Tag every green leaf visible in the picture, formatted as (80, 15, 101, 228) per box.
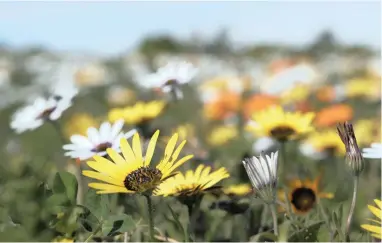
(53, 172, 78, 204)
(332, 212, 345, 241)
(84, 190, 110, 220)
(46, 194, 71, 210)
(250, 232, 278, 242)
(101, 214, 135, 237)
(288, 221, 324, 242)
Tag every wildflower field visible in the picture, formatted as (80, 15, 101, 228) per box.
(0, 30, 381, 242)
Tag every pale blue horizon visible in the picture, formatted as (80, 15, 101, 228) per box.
(0, 1, 380, 56)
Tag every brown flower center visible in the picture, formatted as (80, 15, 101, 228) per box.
(164, 79, 178, 86)
(291, 187, 316, 212)
(37, 107, 56, 120)
(270, 126, 296, 141)
(91, 142, 112, 152)
(124, 167, 163, 192)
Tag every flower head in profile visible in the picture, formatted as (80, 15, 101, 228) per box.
(242, 151, 279, 203)
(10, 96, 71, 134)
(155, 164, 229, 203)
(63, 119, 136, 161)
(361, 199, 382, 239)
(337, 122, 364, 176)
(363, 143, 382, 159)
(247, 106, 315, 142)
(144, 61, 198, 100)
(278, 174, 333, 214)
(82, 130, 193, 194)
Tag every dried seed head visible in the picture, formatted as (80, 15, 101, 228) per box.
(337, 122, 364, 176)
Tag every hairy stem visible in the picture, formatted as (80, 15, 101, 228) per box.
(270, 203, 279, 236)
(144, 195, 155, 242)
(345, 175, 359, 242)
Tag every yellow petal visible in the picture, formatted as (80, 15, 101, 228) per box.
(132, 132, 143, 163)
(318, 192, 334, 199)
(368, 205, 382, 220)
(164, 133, 179, 160)
(164, 155, 193, 176)
(144, 130, 159, 166)
(361, 224, 382, 235)
(106, 148, 126, 165)
(120, 137, 136, 162)
(86, 161, 124, 181)
(375, 199, 382, 209)
(82, 170, 123, 186)
(371, 233, 382, 239)
(88, 183, 128, 192)
(96, 189, 134, 194)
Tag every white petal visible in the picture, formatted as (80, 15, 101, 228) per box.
(87, 127, 101, 145)
(111, 119, 125, 139)
(99, 122, 112, 141)
(70, 135, 93, 148)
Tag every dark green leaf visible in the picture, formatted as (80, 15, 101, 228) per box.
(53, 172, 78, 204)
(101, 214, 135, 237)
(45, 194, 71, 211)
(288, 221, 324, 242)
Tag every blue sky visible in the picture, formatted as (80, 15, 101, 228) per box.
(0, 1, 380, 55)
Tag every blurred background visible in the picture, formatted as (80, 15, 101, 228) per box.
(0, 1, 380, 242)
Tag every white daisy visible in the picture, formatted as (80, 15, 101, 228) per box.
(253, 137, 276, 153)
(63, 119, 136, 160)
(10, 97, 71, 134)
(362, 143, 382, 159)
(143, 61, 198, 99)
(242, 151, 279, 202)
(49, 63, 80, 101)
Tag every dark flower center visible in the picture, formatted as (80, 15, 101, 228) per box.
(270, 126, 296, 141)
(164, 79, 178, 86)
(291, 187, 316, 212)
(37, 107, 56, 120)
(91, 142, 112, 153)
(324, 146, 338, 157)
(124, 167, 163, 192)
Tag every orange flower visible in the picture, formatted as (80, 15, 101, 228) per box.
(316, 86, 335, 102)
(295, 101, 312, 113)
(243, 94, 279, 119)
(204, 91, 241, 120)
(315, 104, 353, 128)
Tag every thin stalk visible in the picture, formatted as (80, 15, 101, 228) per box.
(269, 203, 279, 236)
(84, 223, 102, 242)
(317, 198, 333, 240)
(345, 175, 359, 242)
(186, 197, 202, 242)
(144, 195, 155, 242)
(279, 141, 287, 180)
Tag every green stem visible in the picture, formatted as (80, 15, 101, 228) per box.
(280, 141, 287, 180)
(317, 198, 333, 240)
(345, 176, 359, 242)
(144, 195, 155, 241)
(186, 197, 202, 242)
(270, 203, 279, 236)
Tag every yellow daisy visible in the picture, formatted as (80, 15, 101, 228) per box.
(82, 130, 193, 194)
(52, 237, 74, 243)
(361, 199, 382, 239)
(64, 113, 99, 138)
(223, 184, 252, 197)
(108, 100, 166, 126)
(302, 130, 346, 157)
(278, 175, 333, 214)
(280, 84, 311, 105)
(247, 105, 315, 141)
(155, 164, 229, 197)
(207, 125, 238, 146)
(354, 119, 380, 147)
(345, 78, 381, 100)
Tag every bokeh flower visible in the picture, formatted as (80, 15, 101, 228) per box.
(63, 120, 136, 161)
(207, 125, 238, 146)
(144, 61, 198, 99)
(279, 175, 333, 214)
(300, 130, 345, 159)
(363, 143, 382, 159)
(11, 96, 72, 134)
(82, 130, 193, 194)
(361, 199, 382, 239)
(203, 91, 241, 121)
(107, 86, 135, 106)
(247, 105, 315, 142)
(243, 94, 279, 119)
(63, 113, 99, 138)
(223, 184, 252, 197)
(315, 104, 353, 128)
